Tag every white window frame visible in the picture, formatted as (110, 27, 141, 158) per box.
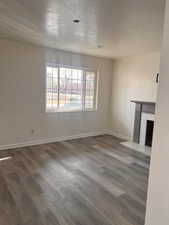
(45, 64, 98, 113)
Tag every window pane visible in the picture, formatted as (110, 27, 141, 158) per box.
(53, 68, 58, 77)
(85, 91, 94, 109)
(86, 72, 95, 81)
(47, 77, 53, 90)
(85, 72, 96, 109)
(59, 93, 66, 107)
(47, 66, 52, 76)
(86, 80, 94, 90)
(59, 68, 83, 111)
(46, 66, 58, 110)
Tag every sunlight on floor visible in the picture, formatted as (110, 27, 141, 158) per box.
(0, 156, 12, 162)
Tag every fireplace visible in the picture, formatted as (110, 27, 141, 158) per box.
(145, 120, 154, 147)
(140, 112, 155, 147)
(121, 101, 155, 156)
(131, 101, 155, 145)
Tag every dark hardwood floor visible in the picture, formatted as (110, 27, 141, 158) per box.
(0, 135, 150, 225)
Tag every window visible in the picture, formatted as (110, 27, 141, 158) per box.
(46, 65, 98, 112)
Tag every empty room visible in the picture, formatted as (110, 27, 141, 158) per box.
(0, 0, 169, 225)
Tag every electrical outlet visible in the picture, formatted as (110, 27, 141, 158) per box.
(31, 129, 35, 134)
(156, 73, 159, 83)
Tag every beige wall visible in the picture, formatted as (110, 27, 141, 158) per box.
(145, 0, 169, 224)
(0, 38, 162, 149)
(110, 52, 160, 140)
(0, 39, 113, 147)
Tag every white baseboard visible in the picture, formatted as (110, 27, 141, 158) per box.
(0, 130, 107, 151)
(106, 129, 131, 141)
(0, 129, 131, 151)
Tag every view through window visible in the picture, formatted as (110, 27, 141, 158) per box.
(46, 65, 97, 112)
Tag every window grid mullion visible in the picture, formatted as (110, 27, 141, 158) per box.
(93, 72, 97, 109)
(52, 67, 54, 108)
(82, 70, 86, 111)
(58, 66, 60, 109)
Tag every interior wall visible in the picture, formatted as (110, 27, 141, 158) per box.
(110, 52, 160, 140)
(0, 39, 113, 147)
(145, 0, 169, 224)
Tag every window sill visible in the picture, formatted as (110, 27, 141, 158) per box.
(46, 108, 97, 113)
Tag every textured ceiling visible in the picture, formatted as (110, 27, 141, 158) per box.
(0, 0, 165, 58)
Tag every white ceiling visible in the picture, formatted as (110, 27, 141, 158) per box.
(0, 0, 165, 59)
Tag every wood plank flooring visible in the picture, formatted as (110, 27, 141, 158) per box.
(0, 135, 150, 225)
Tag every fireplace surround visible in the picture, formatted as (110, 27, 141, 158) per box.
(121, 101, 156, 156)
(131, 100, 156, 144)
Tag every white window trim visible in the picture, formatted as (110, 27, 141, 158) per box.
(45, 64, 98, 113)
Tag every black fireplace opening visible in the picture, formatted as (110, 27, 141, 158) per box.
(145, 120, 154, 147)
